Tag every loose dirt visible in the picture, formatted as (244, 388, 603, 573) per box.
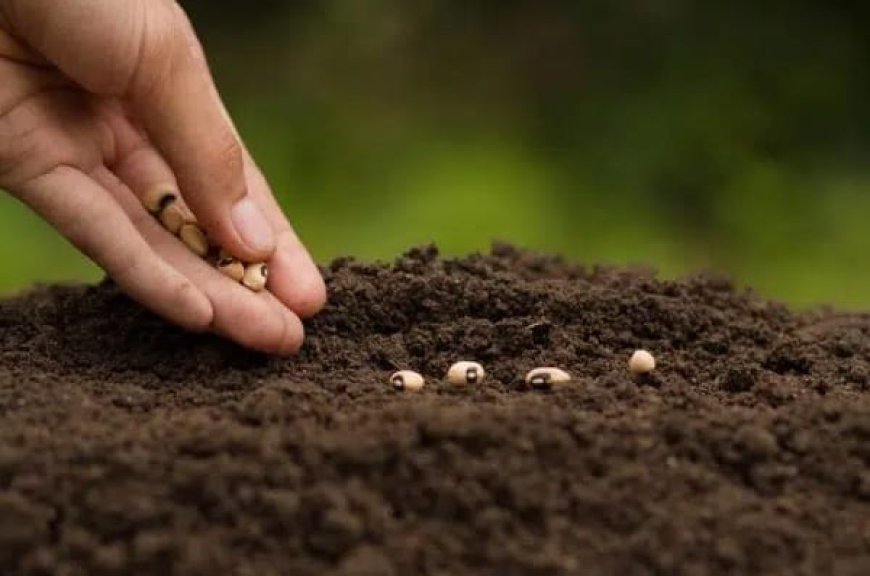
(0, 244, 868, 575)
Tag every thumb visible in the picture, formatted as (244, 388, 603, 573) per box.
(2, 0, 275, 261)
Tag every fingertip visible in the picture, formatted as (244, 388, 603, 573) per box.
(270, 234, 328, 319)
(275, 311, 305, 356)
(293, 275, 327, 319)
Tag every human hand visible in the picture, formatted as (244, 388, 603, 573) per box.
(0, 0, 326, 355)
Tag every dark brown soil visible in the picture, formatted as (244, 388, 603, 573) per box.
(0, 244, 868, 575)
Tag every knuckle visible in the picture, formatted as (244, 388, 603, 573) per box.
(170, 281, 212, 332)
(128, 1, 188, 96)
(110, 248, 150, 287)
(0, 107, 60, 189)
(211, 132, 244, 180)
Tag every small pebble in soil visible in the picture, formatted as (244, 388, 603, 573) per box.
(217, 257, 246, 282)
(141, 184, 177, 214)
(390, 371, 425, 392)
(179, 223, 210, 257)
(525, 367, 571, 390)
(446, 361, 485, 385)
(629, 350, 656, 374)
(242, 263, 269, 292)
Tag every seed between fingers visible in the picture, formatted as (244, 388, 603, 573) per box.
(159, 203, 194, 235)
(142, 185, 177, 214)
(242, 263, 269, 292)
(217, 258, 245, 282)
(141, 193, 273, 292)
(179, 223, 209, 257)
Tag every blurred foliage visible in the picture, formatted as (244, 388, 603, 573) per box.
(1, 0, 868, 307)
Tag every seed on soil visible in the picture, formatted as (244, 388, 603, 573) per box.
(216, 258, 245, 282)
(179, 223, 209, 257)
(446, 361, 485, 385)
(242, 263, 269, 292)
(525, 367, 571, 389)
(159, 203, 194, 234)
(390, 370, 425, 392)
(629, 350, 656, 374)
(142, 185, 177, 214)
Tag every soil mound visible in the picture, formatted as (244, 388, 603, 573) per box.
(0, 244, 868, 575)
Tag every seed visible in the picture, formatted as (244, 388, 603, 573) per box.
(179, 223, 209, 257)
(216, 257, 245, 282)
(525, 367, 571, 390)
(142, 185, 177, 214)
(242, 263, 269, 292)
(629, 350, 656, 374)
(390, 370, 425, 392)
(159, 203, 194, 234)
(446, 361, 485, 385)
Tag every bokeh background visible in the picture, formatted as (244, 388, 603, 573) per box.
(1, 0, 868, 307)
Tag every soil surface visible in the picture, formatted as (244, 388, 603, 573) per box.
(0, 244, 868, 575)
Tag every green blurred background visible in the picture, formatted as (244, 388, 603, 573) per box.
(1, 0, 868, 307)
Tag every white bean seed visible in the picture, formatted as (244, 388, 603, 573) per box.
(629, 350, 656, 374)
(142, 185, 177, 214)
(525, 367, 571, 389)
(217, 258, 245, 282)
(159, 203, 194, 234)
(179, 223, 209, 257)
(446, 361, 485, 385)
(390, 370, 425, 392)
(242, 263, 269, 292)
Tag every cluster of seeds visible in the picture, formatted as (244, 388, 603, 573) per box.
(142, 186, 268, 292)
(390, 350, 657, 392)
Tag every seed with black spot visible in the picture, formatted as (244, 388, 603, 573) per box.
(242, 263, 269, 292)
(446, 361, 485, 386)
(390, 370, 425, 392)
(525, 367, 571, 390)
(142, 185, 177, 214)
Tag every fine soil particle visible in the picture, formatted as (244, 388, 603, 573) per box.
(0, 243, 868, 575)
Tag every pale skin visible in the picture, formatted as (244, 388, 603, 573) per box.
(0, 0, 327, 355)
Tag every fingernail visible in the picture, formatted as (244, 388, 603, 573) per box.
(231, 197, 274, 253)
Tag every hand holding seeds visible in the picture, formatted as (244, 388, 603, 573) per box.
(0, 0, 326, 354)
(143, 186, 268, 293)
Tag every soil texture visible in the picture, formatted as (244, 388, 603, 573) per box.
(0, 244, 868, 575)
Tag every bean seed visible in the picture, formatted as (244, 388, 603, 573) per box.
(179, 223, 209, 257)
(629, 350, 656, 374)
(525, 367, 571, 390)
(242, 263, 269, 292)
(142, 185, 177, 214)
(446, 361, 485, 385)
(217, 258, 245, 282)
(159, 203, 194, 234)
(390, 370, 425, 392)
